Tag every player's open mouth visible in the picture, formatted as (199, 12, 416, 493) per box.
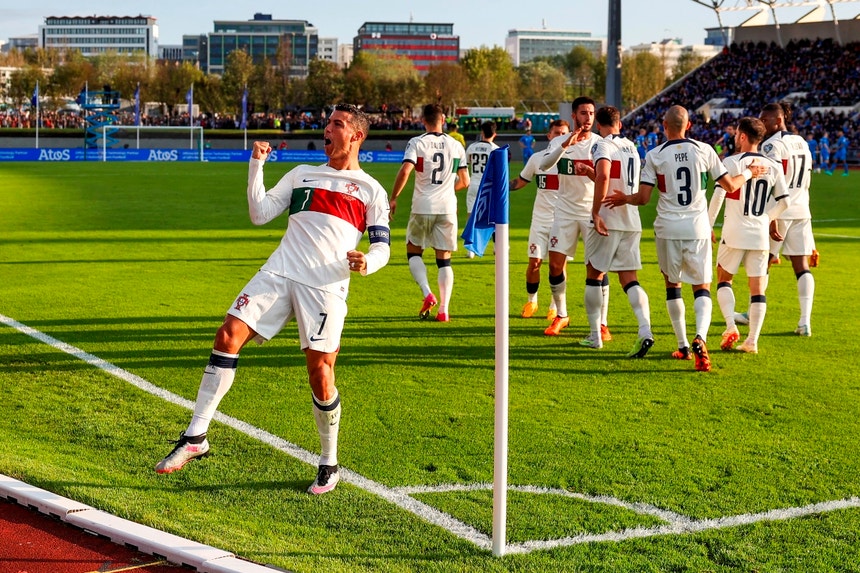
(324, 138, 332, 146)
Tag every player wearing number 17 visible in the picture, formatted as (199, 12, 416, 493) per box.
(155, 104, 391, 496)
(389, 104, 470, 322)
(603, 105, 765, 372)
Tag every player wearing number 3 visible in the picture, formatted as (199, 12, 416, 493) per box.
(389, 103, 470, 322)
(604, 105, 764, 372)
(155, 104, 391, 496)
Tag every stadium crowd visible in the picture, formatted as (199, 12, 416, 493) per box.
(623, 39, 860, 161)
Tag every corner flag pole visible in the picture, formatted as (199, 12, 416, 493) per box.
(492, 205, 510, 557)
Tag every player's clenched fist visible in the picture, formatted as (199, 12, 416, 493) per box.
(252, 141, 272, 160)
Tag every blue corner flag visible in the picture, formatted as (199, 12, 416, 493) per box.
(30, 83, 38, 108)
(462, 145, 509, 257)
(133, 83, 141, 126)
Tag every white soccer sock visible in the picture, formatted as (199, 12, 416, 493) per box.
(437, 264, 454, 314)
(626, 284, 652, 338)
(694, 293, 712, 342)
(584, 283, 602, 340)
(600, 279, 610, 326)
(528, 292, 538, 303)
(313, 390, 341, 467)
(550, 278, 568, 317)
(748, 300, 767, 344)
(666, 297, 687, 348)
(717, 285, 736, 328)
(186, 350, 238, 437)
(408, 256, 431, 297)
(797, 272, 815, 327)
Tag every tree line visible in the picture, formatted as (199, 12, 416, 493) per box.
(0, 44, 706, 120)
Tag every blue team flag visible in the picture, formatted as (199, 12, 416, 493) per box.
(462, 145, 510, 256)
(240, 87, 248, 130)
(75, 85, 87, 106)
(30, 83, 38, 108)
(133, 83, 140, 125)
(186, 85, 193, 111)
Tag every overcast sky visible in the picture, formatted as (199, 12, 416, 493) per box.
(3, 1, 858, 49)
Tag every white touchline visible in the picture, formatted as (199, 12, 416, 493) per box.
(3, 312, 858, 554)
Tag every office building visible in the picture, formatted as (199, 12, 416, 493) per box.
(38, 15, 158, 57)
(354, 22, 459, 74)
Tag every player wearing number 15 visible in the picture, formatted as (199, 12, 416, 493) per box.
(390, 104, 470, 322)
(604, 105, 762, 372)
(155, 104, 391, 496)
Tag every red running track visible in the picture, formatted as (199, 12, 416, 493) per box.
(0, 499, 194, 573)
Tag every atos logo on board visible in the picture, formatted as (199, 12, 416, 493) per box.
(148, 149, 179, 161)
(358, 151, 374, 163)
(38, 149, 71, 161)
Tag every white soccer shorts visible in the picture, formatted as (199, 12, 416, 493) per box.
(584, 228, 643, 273)
(656, 238, 713, 285)
(548, 218, 591, 260)
(226, 270, 346, 353)
(770, 218, 815, 257)
(717, 244, 770, 277)
(406, 212, 458, 252)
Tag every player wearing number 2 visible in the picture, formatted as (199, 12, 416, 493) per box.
(604, 105, 763, 372)
(390, 103, 469, 322)
(464, 121, 499, 259)
(709, 117, 791, 354)
(155, 104, 391, 495)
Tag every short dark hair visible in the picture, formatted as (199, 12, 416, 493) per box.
(737, 116, 766, 145)
(595, 106, 620, 127)
(549, 119, 570, 130)
(422, 104, 444, 125)
(480, 121, 497, 138)
(332, 103, 369, 140)
(572, 96, 595, 112)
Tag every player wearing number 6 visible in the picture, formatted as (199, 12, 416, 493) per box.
(155, 104, 391, 496)
(389, 104, 469, 322)
(604, 105, 764, 372)
(709, 117, 791, 354)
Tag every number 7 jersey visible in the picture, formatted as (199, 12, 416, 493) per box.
(641, 138, 728, 240)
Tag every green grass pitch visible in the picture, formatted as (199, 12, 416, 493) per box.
(1, 160, 859, 572)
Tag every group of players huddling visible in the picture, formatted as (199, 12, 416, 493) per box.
(510, 97, 816, 373)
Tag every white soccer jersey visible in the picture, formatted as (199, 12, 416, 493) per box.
(641, 138, 728, 240)
(465, 140, 500, 195)
(247, 160, 391, 299)
(541, 132, 601, 220)
(518, 150, 560, 229)
(593, 134, 642, 232)
(402, 132, 468, 215)
(761, 131, 812, 220)
(709, 152, 791, 250)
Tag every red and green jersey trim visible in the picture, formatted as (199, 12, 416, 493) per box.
(290, 187, 367, 232)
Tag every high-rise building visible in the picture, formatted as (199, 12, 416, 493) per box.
(505, 28, 605, 66)
(354, 22, 458, 74)
(38, 15, 158, 57)
(206, 13, 317, 77)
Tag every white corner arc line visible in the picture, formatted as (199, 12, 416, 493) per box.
(3, 312, 859, 555)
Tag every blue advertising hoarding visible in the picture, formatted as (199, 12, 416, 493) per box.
(0, 148, 405, 163)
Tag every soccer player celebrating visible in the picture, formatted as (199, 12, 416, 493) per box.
(539, 96, 609, 339)
(709, 117, 791, 354)
(581, 106, 654, 355)
(604, 105, 763, 372)
(511, 119, 570, 320)
(155, 104, 391, 496)
(390, 104, 469, 322)
(464, 121, 499, 259)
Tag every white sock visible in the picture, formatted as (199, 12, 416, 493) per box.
(186, 350, 238, 437)
(437, 264, 454, 314)
(408, 256, 431, 297)
(313, 390, 341, 467)
(600, 279, 610, 326)
(626, 284, 652, 338)
(550, 278, 567, 318)
(748, 299, 767, 344)
(717, 285, 736, 329)
(666, 296, 687, 348)
(694, 293, 712, 342)
(584, 283, 602, 340)
(797, 272, 814, 327)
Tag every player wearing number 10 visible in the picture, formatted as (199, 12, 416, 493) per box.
(390, 104, 470, 322)
(604, 105, 762, 372)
